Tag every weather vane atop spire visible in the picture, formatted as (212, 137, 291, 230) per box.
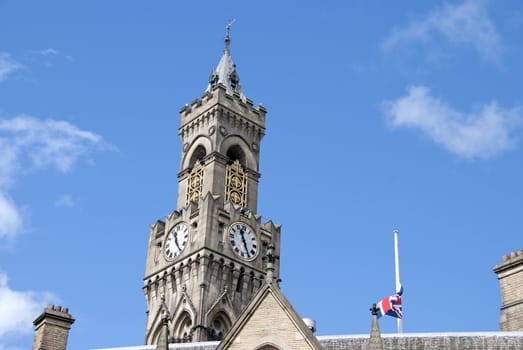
(224, 19, 236, 50)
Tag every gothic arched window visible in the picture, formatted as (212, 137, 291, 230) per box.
(256, 345, 281, 350)
(225, 159, 247, 207)
(172, 312, 193, 343)
(186, 162, 204, 205)
(226, 145, 245, 166)
(225, 144, 247, 207)
(208, 312, 232, 340)
(189, 145, 206, 168)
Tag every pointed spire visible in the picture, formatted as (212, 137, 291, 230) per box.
(156, 295, 170, 350)
(224, 20, 234, 52)
(156, 316, 169, 350)
(265, 244, 278, 285)
(206, 21, 244, 97)
(369, 304, 384, 350)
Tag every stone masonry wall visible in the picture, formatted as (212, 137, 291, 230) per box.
(318, 333, 523, 350)
(95, 333, 523, 350)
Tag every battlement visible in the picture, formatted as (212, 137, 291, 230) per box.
(179, 84, 266, 129)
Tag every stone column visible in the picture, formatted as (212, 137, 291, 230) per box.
(32, 304, 75, 350)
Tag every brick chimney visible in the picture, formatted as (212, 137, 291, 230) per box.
(32, 304, 75, 350)
(493, 249, 523, 331)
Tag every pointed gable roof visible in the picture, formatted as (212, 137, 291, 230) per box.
(215, 282, 324, 350)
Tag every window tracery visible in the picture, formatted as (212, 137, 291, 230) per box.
(186, 162, 204, 205)
(208, 312, 232, 340)
(225, 160, 247, 207)
(172, 312, 193, 343)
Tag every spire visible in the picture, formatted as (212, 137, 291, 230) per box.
(224, 20, 233, 52)
(206, 20, 244, 97)
(368, 304, 384, 350)
(264, 244, 280, 285)
(156, 295, 170, 350)
(156, 316, 169, 350)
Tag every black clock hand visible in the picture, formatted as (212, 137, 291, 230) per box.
(174, 233, 181, 250)
(240, 231, 249, 256)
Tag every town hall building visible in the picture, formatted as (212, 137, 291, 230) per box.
(32, 26, 523, 350)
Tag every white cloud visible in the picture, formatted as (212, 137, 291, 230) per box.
(35, 48, 59, 56)
(0, 138, 18, 189)
(382, 0, 502, 63)
(383, 86, 522, 159)
(0, 53, 22, 81)
(55, 194, 75, 208)
(30, 48, 73, 63)
(0, 272, 56, 339)
(0, 115, 109, 239)
(0, 115, 105, 176)
(0, 194, 22, 240)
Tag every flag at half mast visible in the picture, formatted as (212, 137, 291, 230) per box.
(377, 285, 403, 319)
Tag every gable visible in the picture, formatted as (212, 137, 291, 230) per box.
(216, 285, 323, 350)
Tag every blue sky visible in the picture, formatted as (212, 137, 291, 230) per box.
(1, 1, 522, 349)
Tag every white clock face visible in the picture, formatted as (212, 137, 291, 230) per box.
(228, 223, 258, 260)
(165, 222, 189, 260)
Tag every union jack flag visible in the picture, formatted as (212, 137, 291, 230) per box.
(377, 287, 403, 319)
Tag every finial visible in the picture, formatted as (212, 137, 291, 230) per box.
(157, 295, 170, 350)
(224, 19, 236, 50)
(370, 304, 378, 316)
(160, 294, 170, 321)
(265, 244, 277, 284)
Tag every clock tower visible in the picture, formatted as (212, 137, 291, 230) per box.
(143, 26, 281, 345)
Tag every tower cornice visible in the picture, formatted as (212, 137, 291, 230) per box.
(180, 85, 266, 131)
(143, 249, 267, 283)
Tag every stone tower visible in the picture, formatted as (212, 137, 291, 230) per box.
(493, 249, 523, 331)
(143, 26, 281, 345)
(32, 304, 75, 350)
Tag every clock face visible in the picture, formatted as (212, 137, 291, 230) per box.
(228, 223, 258, 260)
(165, 222, 189, 260)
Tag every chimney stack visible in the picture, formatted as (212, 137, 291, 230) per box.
(493, 249, 523, 331)
(32, 304, 75, 350)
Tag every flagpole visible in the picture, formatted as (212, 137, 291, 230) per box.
(393, 229, 403, 333)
